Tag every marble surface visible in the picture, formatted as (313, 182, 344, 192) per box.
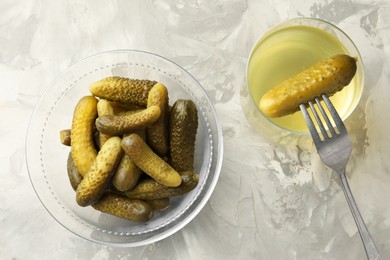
(1, 0, 389, 259)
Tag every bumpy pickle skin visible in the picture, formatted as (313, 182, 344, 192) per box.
(67, 152, 83, 191)
(76, 137, 123, 207)
(95, 106, 161, 135)
(89, 77, 157, 107)
(60, 129, 71, 146)
(124, 171, 199, 200)
(147, 83, 169, 156)
(97, 99, 114, 118)
(71, 96, 98, 176)
(92, 193, 153, 222)
(259, 54, 357, 118)
(169, 100, 198, 172)
(97, 99, 114, 148)
(121, 134, 182, 187)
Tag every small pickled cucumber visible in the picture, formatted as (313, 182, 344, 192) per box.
(76, 137, 123, 207)
(97, 99, 114, 118)
(61, 128, 99, 148)
(67, 152, 83, 190)
(147, 198, 170, 212)
(71, 96, 98, 176)
(121, 134, 182, 187)
(96, 106, 161, 135)
(112, 153, 141, 192)
(60, 129, 71, 146)
(124, 171, 199, 200)
(92, 193, 153, 222)
(147, 83, 169, 156)
(259, 54, 357, 118)
(170, 100, 198, 172)
(89, 77, 157, 107)
(97, 99, 114, 147)
(111, 131, 145, 192)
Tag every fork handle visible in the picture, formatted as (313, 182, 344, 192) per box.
(338, 169, 384, 260)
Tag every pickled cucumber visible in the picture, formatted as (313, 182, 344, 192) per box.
(92, 193, 153, 222)
(170, 100, 198, 172)
(259, 54, 357, 118)
(89, 77, 157, 107)
(124, 171, 199, 200)
(111, 153, 141, 192)
(121, 134, 182, 187)
(60, 129, 71, 146)
(147, 83, 169, 156)
(71, 96, 98, 176)
(67, 152, 83, 190)
(96, 106, 161, 135)
(97, 99, 114, 147)
(76, 136, 123, 207)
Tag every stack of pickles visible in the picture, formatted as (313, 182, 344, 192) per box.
(59, 76, 199, 222)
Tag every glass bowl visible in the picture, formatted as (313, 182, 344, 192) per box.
(241, 18, 364, 139)
(26, 50, 223, 247)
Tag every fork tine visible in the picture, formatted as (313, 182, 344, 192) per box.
(299, 103, 322, 143)
(308, 101, 328, 139)
(322, 95, 348, 134)
(315, 97, 337, 137)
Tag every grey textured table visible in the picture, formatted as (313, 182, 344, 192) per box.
(1, 0, 389, 259)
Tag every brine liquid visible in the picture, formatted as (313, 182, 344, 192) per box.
(247, 25, 361, 132)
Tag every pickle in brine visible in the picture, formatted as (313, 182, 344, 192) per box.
(259, 54, 357, 118)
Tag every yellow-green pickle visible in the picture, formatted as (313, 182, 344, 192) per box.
(95, 106, 161, 135)
(97, 99, 114, 147)
(76, 137, 123, 207)
(169, 99, 198, 172)
(147, 83, 170, 156)
(89, 77, 157, 107)
(66, 153, 83, 191)
(259, 54, 357, 118)
(121, 134, 182, 187)
(124, 171, 199, 200)
(92, 193, 153, 222)
(111, 154, 141, 192)
(71, 96, 98, 176)
(60, 129, 71, 146)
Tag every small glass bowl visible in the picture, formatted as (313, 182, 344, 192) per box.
(241, 18, 364, 139)
(26, 50, 223, 247)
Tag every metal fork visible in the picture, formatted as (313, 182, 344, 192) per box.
(300, 94, 384, 260)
